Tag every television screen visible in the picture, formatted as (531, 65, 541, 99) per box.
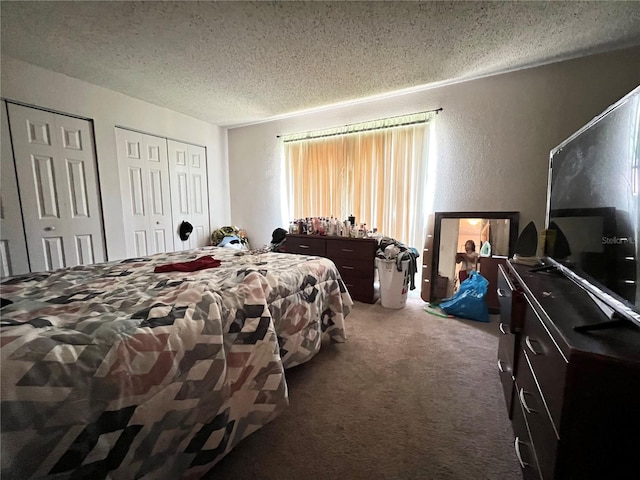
(545, 86, 640, 327)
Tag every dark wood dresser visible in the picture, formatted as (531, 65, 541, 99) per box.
(498, 260, 640, 480)
(285, 234, 378, 303)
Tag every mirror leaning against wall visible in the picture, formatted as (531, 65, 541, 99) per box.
(422, 211, 519, 313)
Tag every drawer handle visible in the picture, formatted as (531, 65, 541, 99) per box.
(497, 359, 506, 373)
(341, 248, 355, 253)
(299, 245, 310, 249)
(497, 288, 507, 298)
(525, 336, 542, 356)
(519, 388, 537, 414)
(499, 323, 508, 335)
(514, 437, 529, 469)
(342, 265, 355, 270)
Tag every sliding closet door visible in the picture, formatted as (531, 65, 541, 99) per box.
(116, 128, 174, 257)
(0, 103, 30, 276)
(8, 103, 105, 272)
(168, 140, 210, 250)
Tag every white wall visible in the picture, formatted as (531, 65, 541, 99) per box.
(227, 47, 640, 247)
(1, 55, 231, 261)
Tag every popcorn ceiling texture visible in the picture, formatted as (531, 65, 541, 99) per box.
(1, 1, 639, 127)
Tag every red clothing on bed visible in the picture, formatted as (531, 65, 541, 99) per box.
(154, 256, 221, 273)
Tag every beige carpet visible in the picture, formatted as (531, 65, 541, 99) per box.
(208, 294, 523, 480)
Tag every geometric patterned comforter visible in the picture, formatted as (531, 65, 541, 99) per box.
(0, 247, 352, 479)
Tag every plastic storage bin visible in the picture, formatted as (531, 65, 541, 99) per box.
(376, 258, 410, 309)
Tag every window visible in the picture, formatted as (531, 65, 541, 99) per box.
(282, 111, 436, 250)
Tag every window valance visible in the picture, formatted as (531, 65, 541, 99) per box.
(280, 110, 438, 143)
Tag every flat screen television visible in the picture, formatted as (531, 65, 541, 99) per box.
(544, 85, 640, 329)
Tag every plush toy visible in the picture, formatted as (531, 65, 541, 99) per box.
(211, 226, 250, 249)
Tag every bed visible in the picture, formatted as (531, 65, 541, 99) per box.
(0, 247, 352, 479)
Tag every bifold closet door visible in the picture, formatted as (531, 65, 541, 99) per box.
(116, 128, 174, 257)
(1, 103, 30, 276)
(8, 103, 105, 272)
(167, 140, 210, 250)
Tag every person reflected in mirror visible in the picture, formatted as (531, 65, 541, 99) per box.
(456, 239, 479, 284)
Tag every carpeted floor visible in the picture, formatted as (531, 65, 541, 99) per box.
(207, 293, 523, 480)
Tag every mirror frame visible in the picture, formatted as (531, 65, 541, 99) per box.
(425, 211, 520, 301)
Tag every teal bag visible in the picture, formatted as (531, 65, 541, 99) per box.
(439, 270, 490, 322)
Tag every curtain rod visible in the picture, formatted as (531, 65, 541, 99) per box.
(276, 107, 442, 140)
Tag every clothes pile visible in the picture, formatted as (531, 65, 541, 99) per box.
(375, 237, 420, 290)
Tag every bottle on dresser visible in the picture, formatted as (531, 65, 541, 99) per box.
(343, 220, 351, 237)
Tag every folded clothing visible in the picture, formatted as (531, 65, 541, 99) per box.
(154, 256, 221, 273)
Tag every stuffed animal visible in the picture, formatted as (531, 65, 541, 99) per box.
(211, 226, 250, 249)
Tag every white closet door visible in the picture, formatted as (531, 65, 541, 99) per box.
(168, 140, 210, 250)
(8, 103, 105, 273)
(0, 103, 30, 276)
(116, 128, 174, 257)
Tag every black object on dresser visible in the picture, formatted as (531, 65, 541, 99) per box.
(498, 260, 640, 480)
(285, 234, 378, 304)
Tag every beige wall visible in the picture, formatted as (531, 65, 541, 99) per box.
(228, 47, 640, 247)
(1, 55, 231, 260)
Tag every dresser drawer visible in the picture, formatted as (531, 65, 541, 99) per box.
(498, 264, 525, 333)
(340, 279, 374, 303)
(497, 265, 514, 323)
(332, 256, 374, 279)
(326, 239, 375, 259)
(512, 397, 543, 480)
(497, 322, 516, 417)
(521, 300, 568, 432)
(516, 349, 559, 480)
(285, 236, 326, 256)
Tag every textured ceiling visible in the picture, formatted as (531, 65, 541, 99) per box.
(2, 1, 639, 127)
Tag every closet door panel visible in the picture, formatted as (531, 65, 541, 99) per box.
(55, 113, 104, 266)
(0, 103, 30, 276)
(116, 128, 173, 257)
(144, 134, 173, 254)
(188, 144, 209, 248)
(117, 129, 148, 256)
(8, 103, 104, 272)
(168, 140, 210, 250)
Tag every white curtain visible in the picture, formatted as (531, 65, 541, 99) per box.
(282, 112, 435, 251)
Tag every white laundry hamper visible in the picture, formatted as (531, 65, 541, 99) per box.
(376, 258, 410, 309)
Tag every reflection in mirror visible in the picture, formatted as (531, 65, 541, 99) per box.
(423, 211, 519, 313)
(436, 218, 513, 299)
